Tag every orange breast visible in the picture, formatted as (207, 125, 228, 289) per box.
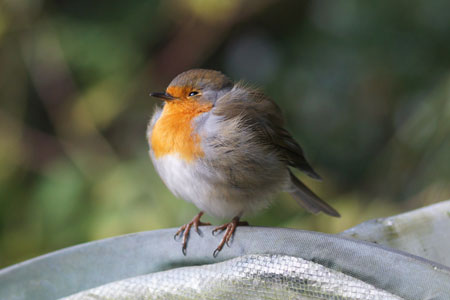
(151, 99, 213, 161)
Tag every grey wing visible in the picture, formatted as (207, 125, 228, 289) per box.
(214, 84, 321, 180)
(213, 85, 339, 217)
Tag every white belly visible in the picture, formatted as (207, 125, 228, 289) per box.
(150, 153, 283, 219)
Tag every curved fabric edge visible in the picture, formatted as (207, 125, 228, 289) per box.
(340, 200, 450, 266)
(61, 254, 404, 300)
(1, 227, 450, 300)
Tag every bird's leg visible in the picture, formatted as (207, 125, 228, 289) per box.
(174, 211, 211, 255)
(212, 216, 249, 257)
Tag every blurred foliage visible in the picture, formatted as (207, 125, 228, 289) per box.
(0, 0, 449, 268)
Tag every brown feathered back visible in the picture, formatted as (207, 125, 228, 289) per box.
(212, 83, 339, 217)
(213, 83, 321, 180)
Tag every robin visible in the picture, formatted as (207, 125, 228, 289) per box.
(148, 69, 340, 256)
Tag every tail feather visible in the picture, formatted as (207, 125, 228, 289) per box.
(288, 170, 340, 217)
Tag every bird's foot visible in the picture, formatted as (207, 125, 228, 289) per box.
(174, 211, 211, 255)
(212, 216, 249, 257)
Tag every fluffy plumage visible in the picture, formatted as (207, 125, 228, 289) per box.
(147, 69, 339, 219)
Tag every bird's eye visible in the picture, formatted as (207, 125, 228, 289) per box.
(188, 91, 198, 97)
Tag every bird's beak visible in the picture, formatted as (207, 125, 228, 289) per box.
(149, 92, 176, 101)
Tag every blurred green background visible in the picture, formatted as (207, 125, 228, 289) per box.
(1, 0, 449, 268)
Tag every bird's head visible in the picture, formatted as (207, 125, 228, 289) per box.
(150, 69, 233, 105)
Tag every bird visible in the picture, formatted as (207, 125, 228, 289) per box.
(147, 69, 340, 256)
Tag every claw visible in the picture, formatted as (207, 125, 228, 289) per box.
(174, 225, 186, 240)
(212, 216, 248, 257)
(212, 223, 227, 236)
(213, 248, 220, 258)
(174, 211, 209, 255)
(194, 220, 211, 235)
